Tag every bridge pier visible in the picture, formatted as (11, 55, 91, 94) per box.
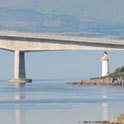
(8, 51, 32, 84)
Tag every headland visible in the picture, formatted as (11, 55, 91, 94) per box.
(67, 66, 124, 86)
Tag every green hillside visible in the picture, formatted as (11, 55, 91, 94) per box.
(103, 66, 124, 79)
(109, 66, 124, 79)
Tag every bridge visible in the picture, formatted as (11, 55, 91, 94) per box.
(0, 32, 124, 84)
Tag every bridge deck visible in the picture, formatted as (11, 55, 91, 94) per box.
(0, 32, 124, 51)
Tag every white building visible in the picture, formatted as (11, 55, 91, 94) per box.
(102, 52, 109, 77)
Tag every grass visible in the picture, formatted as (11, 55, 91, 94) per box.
(116, 114, 124, 121)
(108, 66, 124, 80)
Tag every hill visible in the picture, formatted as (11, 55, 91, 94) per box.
(0, 0, 124, 37)
(0, 8, 124, 38)
(1, 0, 124, 24)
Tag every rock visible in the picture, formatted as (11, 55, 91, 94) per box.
(110, 114, 124, 124)
(68, 77, 124, 86)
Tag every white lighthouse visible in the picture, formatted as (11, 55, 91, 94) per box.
(102, 52, 109, 77)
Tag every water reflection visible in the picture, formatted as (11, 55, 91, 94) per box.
(102, 87, 109, 121)
(15, 88, 26, 124)
(14, 83, 26, 88)
(15, 109, 25, 124)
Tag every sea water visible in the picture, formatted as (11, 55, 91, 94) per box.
(0, 79, 124, 124)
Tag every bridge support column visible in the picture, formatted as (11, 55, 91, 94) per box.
(8, 51, 32, 84)
(14, 51, 26, 79)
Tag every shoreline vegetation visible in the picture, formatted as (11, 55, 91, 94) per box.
(67, 66, 124, 86)
(79, 114, 124, 124)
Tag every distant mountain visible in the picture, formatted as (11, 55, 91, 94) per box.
(0, 0, 124, 24)
(0, 0, 124, 37)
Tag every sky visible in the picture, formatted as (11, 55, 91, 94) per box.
(0, 49, 124, 81)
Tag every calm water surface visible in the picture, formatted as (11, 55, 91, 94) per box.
(0, 80, 124, 124)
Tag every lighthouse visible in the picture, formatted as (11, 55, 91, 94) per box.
(102, 52, 109, 77)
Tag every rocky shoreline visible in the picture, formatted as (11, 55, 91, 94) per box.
(67, 77, 124, 86)
(81, 114, 124, 124)
(110, 114, 124, 124)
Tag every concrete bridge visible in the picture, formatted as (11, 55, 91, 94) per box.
(0, 32, 124, 84)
